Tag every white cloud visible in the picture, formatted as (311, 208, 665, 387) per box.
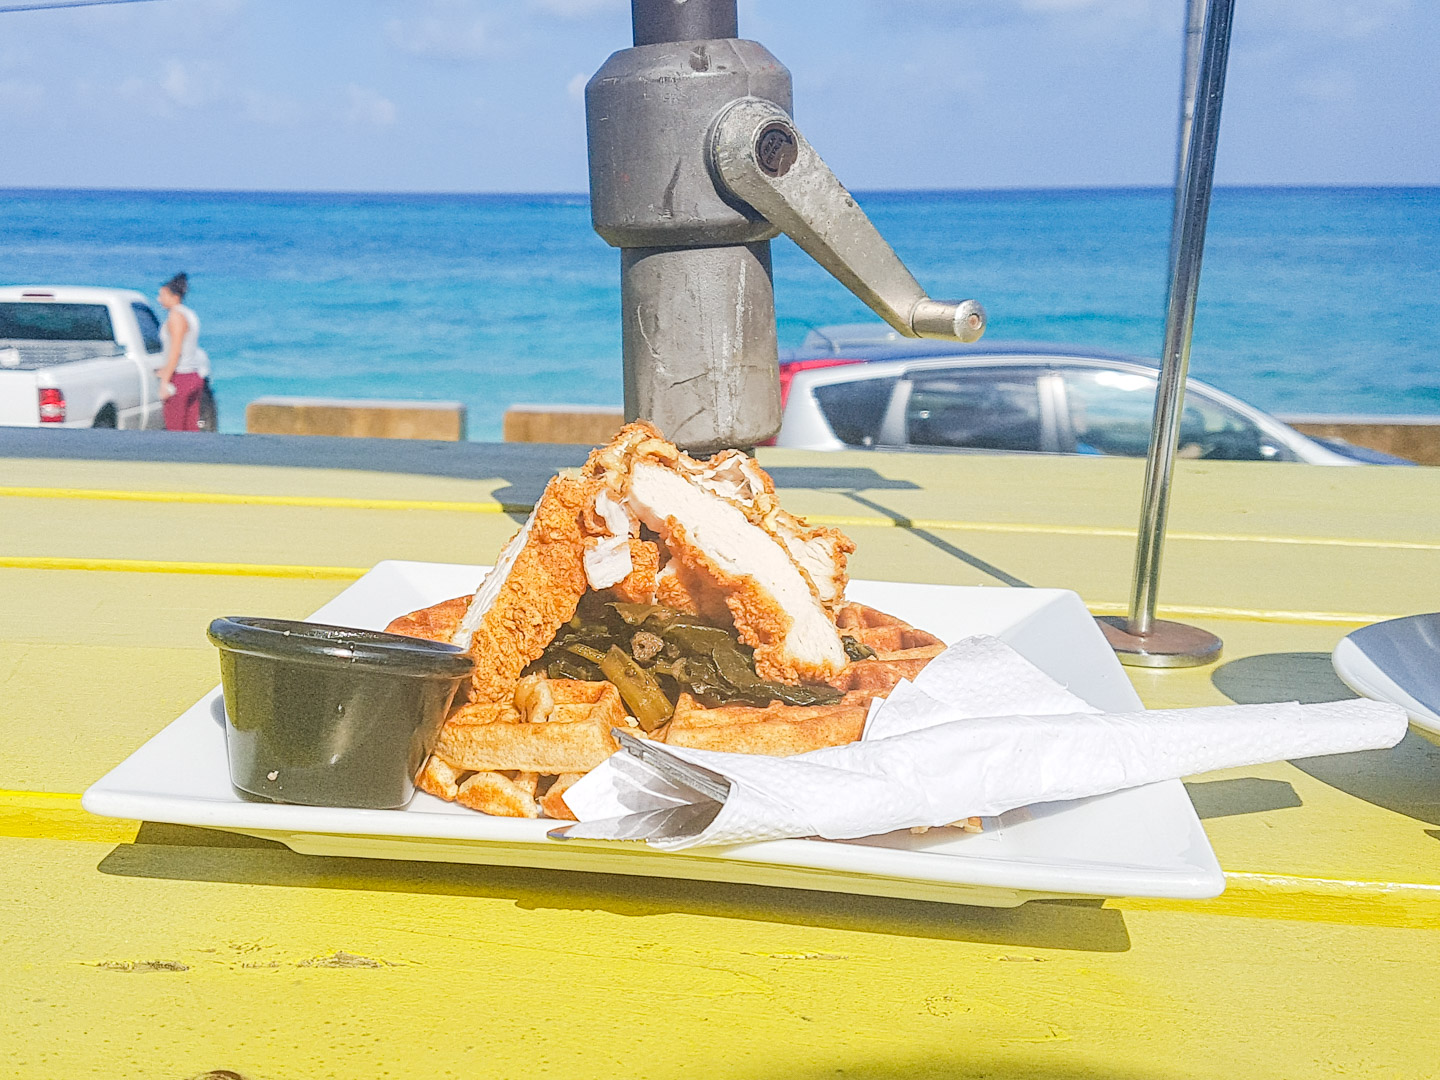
(160, 60, 216, 108)
(566, 71, 588, 102)
(386, 2, 492, 61)
(116, 59, 223, 115)
(346, 84, 398, 127)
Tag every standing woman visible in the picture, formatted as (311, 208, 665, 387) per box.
(156, 272, 204, 431)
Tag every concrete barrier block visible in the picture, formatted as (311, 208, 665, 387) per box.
(503, 404, 625, 446)
(1279, 415, 1440, 466)
(246, 397, 467, 441)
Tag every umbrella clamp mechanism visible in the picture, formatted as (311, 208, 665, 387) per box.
(585, 0, 984, 455)
(590, 0, 1235, 673)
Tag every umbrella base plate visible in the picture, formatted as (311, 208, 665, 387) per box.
(1095, 616, 1224, 669)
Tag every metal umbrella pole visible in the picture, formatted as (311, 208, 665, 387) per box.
(1097, 0, 1235, 667)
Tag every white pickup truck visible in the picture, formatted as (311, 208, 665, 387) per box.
(0, 286, 212, 429)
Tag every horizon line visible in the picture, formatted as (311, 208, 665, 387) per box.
(1, 182, 1435, 199)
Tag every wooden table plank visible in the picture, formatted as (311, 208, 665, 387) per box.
(4, 447, 1439, 1079)
(1, 833, 1437, 1080)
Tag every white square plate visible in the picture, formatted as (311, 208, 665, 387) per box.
(84, 560, 1224, 908)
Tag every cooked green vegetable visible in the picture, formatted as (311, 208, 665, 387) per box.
(565, 643, 608, 666)
(842, 635, 877, 661)
(599, 645, 673, 731)
(522, 594, 841, 713)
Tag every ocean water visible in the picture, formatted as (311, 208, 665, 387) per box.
(2, 186, 1436, 438)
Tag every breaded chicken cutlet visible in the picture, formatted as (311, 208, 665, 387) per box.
(379, 423, 954, 819)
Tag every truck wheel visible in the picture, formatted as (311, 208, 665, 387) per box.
(93, 405, 118, 428)
(197, 380, 219, 432)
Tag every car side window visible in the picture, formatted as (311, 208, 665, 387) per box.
(812, 377, 898, 446)
(1179, 392, 1292, 461)
(1061, 368, 1289, 461)
(904, 367, 1045, 452)
(1060, 369, 1157, 456)
(131, 303, 164, 353)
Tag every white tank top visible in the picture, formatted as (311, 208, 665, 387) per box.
(160, 304, 203, 375)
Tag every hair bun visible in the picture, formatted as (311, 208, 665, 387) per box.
(163, 272, 189, 299)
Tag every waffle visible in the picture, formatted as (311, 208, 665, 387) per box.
(830, 602, 946, 693)
(417, 677, 636, 819)
(392, 596, 951, 818)
(662, 693, 868, 756)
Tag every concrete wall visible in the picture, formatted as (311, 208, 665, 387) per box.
(1277, 415, 1440, 466)
(247, 397, 467, 441)
(502, 404, 625, 446)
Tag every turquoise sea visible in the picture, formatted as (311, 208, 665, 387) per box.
(2, 187, 1436, 439)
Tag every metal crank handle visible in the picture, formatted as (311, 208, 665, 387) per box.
(709, 97, 985, 343)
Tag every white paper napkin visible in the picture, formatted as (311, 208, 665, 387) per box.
(559, 635, 1408, 849)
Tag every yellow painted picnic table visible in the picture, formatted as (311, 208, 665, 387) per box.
(3, 439, 1439, 1080)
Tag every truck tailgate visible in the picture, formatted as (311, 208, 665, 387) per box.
(0, 370, 40, 426)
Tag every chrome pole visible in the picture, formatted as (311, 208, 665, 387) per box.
(1172, 0, 1207, 249)
(1098, 0, 1234, 667)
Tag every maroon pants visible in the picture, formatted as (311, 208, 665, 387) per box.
(164, 372, 204, 431)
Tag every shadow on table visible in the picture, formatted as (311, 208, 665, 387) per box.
(98, 822, 1130, 953)
(1183, 777, 1303, 819)
(838, 490, 1032, 588)
(1211, 650, 1440, 830)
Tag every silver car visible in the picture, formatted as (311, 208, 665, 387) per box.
(775, 330, 1399, 465)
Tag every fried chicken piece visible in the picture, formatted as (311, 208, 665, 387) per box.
(604, 539, 660, 605)
(626, 459, 848, 684)
(666, 445, 854, 612)
(451, 474, 595, 701)
(653, 558, 733, 624)
(581, 488, 640, 591)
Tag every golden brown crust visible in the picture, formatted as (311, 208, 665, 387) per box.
(384, 595, 471, 643)
(464, 475, 594, 702)
(540, 773, 583, 820)
(654, 558, 732, 624)
(660, 517, 820, 684)
(436, 718, 625, 774)
(416, 755, 466, 801)
(836, 602, 944, 649)
(662, 694, 867, 755)
(604, 539, 660, 605)
(455, 771, 541, 818)
(389, 425, 970, 819)
(829, 656, 937, 694)
(443, 700, 524, 726)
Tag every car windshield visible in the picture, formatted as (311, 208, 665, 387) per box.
(1060, 368, 1283, 461)
(0, 302, 115, 342)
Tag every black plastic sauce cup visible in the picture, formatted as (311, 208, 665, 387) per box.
(207, 617, 474, 809)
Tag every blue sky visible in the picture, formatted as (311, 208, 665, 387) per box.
(0, 0, 1434, 191)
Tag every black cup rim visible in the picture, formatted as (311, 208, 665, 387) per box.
(207, 616, 474, 679)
